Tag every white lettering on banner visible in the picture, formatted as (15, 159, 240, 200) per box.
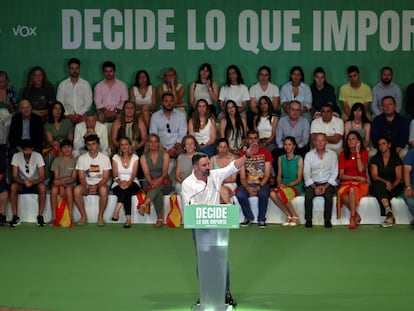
(61, 8, 414, 52)
(187, 9, 226, 50)
(61, 9, 174, 50)
(12, 25, 37, 37)
(195, 207, 228, 219)
(238, 10, 300, 53)
(313, 10, 414, 51)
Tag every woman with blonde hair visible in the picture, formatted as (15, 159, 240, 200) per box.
(140, 134, 172, 227)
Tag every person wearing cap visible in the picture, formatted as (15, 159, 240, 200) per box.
(73, 110, 109, 158)
(9, 139, 47, 227)
(8, 99, 44, 157)
(73, 134, 111, 226)
(50, 140, 77, 225)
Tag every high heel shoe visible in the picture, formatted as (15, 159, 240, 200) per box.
(355, 212, 361, 225)
(349, 215, 357, 230)
(138, 204, 145, 216)
(123, 223, 131, 228)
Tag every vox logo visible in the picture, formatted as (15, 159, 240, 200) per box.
(12, 25, 38, 37)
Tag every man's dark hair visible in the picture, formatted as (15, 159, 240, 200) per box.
(192, 152, 209, 166)
(68, 58, 80, 67)
(347, 65, 359, 74)
(84, 134, 100, 145)
(102, 61, 116, 71)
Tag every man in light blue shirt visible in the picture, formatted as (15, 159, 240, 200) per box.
(371, 66, 402, 118)
(149, 93, 187, 159)
(303, 133, 338, 228)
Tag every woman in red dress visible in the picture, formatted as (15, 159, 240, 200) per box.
(336, 131, 369, 229)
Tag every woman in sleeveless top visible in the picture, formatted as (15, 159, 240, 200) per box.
(337, 131, 369, 230)
(209, 138, 237, 204)
(111, 101, 147, 158)
(158, 67, 187, 115)
(219, 100, 247, 156)
(270, 136, 303, 226)
(189, 63, 219, 117)
(140, 134, 172, 227)
(111, 137, 140, 228)
(253, 96, 278, 152)
(130, 70, 156, 128)
(188, 99, 217, 157)
(344, 102, 371, 149)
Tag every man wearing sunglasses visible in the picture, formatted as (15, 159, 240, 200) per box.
(149, 93, 187, 159)
(9, 139, 47, 227)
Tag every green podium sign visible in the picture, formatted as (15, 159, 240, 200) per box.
(184, 204, 240, 229)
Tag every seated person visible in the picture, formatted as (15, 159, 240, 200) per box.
(110, 100, 147, 156)
(22, 66, 56, 121)
(94, 61, 128, 123)
(73, 135, 112, 226)
(111, 137, 141, 228)
(140, 134, 172, 228)
(9, 99, 44, 156)
(209, 138, 238, 204)
(403, 148, 414, 228)
(303, 133, 338, 228)
(336, 131, 369, 230)
(73, 111, 109, 157)
(270, 136, 303, 227)
(219, 100, 247, 156)
(253, 96, 278, 152)
(158, 67, 187, 115)
(0, 140, 8, 226)
(56, 58, 93, 124)
(238, 131, 273, 228)
(50, 140, 77, 225)
(369, 137, 403, 228)
(188, 99, 217, 157)
(344, 103, 371, 149)
(371, 96, 409, 158)
(9, 139, 47, 227)
(310, 102, 344, 155)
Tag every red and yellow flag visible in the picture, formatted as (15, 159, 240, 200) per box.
(136, 190, 150, 214)
(54, 197, 72, 228)
(166, 194, 182, 228)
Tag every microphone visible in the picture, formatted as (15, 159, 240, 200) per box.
(188, 183, 207, 205)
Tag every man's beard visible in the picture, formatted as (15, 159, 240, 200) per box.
(201, 170, 210, 177)
(382, 79, 391, 85)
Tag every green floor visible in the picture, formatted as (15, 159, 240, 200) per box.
(1, 224, 414, 311)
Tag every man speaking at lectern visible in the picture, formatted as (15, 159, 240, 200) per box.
(181, 143, 258, 307)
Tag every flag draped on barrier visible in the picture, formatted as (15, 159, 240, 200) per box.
(166, 193, 182, 227)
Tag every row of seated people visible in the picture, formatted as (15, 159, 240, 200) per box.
(2, 125, 414, 231)
(2, 60, 414, 131)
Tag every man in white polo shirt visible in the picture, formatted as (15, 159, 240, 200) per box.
(310, 102, 344, 155)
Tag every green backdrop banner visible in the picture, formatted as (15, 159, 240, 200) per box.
(2, 0, 414, 103)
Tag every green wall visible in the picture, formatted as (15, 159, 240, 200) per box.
(2, 0, 414, 108)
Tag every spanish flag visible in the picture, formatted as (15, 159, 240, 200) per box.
(136, 190, 150, 214)
(166, 193, 182, 228)
(54, 197, 72, 228)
